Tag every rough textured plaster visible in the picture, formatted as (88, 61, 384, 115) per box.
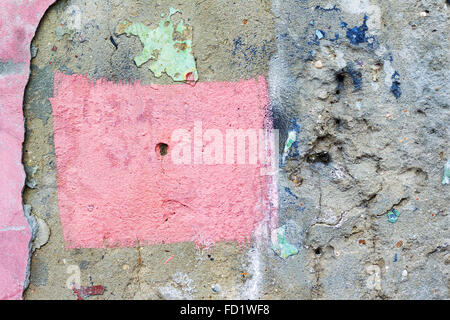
(269, 0, 448, 299)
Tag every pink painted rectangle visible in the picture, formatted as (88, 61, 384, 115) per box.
(50, 73, 275, 248)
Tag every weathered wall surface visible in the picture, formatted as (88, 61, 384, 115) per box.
(0, 0, 447, 300)
(22, 0, 276, 300)
(0, 0, 55, 300)
(269, 0, 448, 299)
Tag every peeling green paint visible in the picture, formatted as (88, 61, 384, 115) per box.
(117, 8, 198, 82)
(271, 226, 299, 259)
(281, 130, 297, 165)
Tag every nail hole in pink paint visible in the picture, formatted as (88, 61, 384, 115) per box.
(156, 143, 169, 156)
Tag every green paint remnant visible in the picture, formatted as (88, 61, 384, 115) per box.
(387, 209, 401, 223)
(285, 132, 296, 149)
(442, 159, 450, 185)
(271, 226, 299, 259)
(117, 8, 198, 82)
(281, 130, 297, 164)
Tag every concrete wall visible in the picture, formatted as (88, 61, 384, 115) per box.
(0, 0, 448, 300)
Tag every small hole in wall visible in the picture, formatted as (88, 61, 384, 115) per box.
(306, 151, 331, 164)
(336, 72, 345, 83)
(156, 143, 169, 156)
(333, 118, 342, 127)
(315, 247, 322, 255)
(335, 72, 345, 94)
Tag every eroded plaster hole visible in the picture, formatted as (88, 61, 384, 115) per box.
(306, 151, 331, 164)
(335, 72, 346, 94)
(156, 143, 169, 156)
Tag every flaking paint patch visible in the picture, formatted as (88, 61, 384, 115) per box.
(0, 0, 56, 300)
(345, 15, 376, 47)
(271, 225, 298, 259)
(72, 285, 105, 300)
(281, 118, 301, 166)
(117, 8, 198, 82)
(50, 72, 275, 248)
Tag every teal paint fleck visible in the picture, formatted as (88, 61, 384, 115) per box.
(118, 8, 198, 82)
(387, 209, 401, 223)
(315, 29, 325, 40)
(442, 159, 450, 185)
(271, 226, 299, 259)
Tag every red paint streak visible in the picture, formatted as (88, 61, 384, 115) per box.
(50, 72, 276, 248)
(185, 72, 196, 86)
(72, 285, 105, 300)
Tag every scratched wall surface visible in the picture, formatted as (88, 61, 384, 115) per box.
(0, 0, 448, 300)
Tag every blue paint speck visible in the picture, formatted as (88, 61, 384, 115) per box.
(345, 15, 374, 46)
(315, 5, 341, 12)
(284, 187, 299, 199)
(231, 37, 269, 69)
(391, 71, 402, 99)
(290, 118, 301, 133)
(392, 71, 401, 81)
(232, 36, 243, 56)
